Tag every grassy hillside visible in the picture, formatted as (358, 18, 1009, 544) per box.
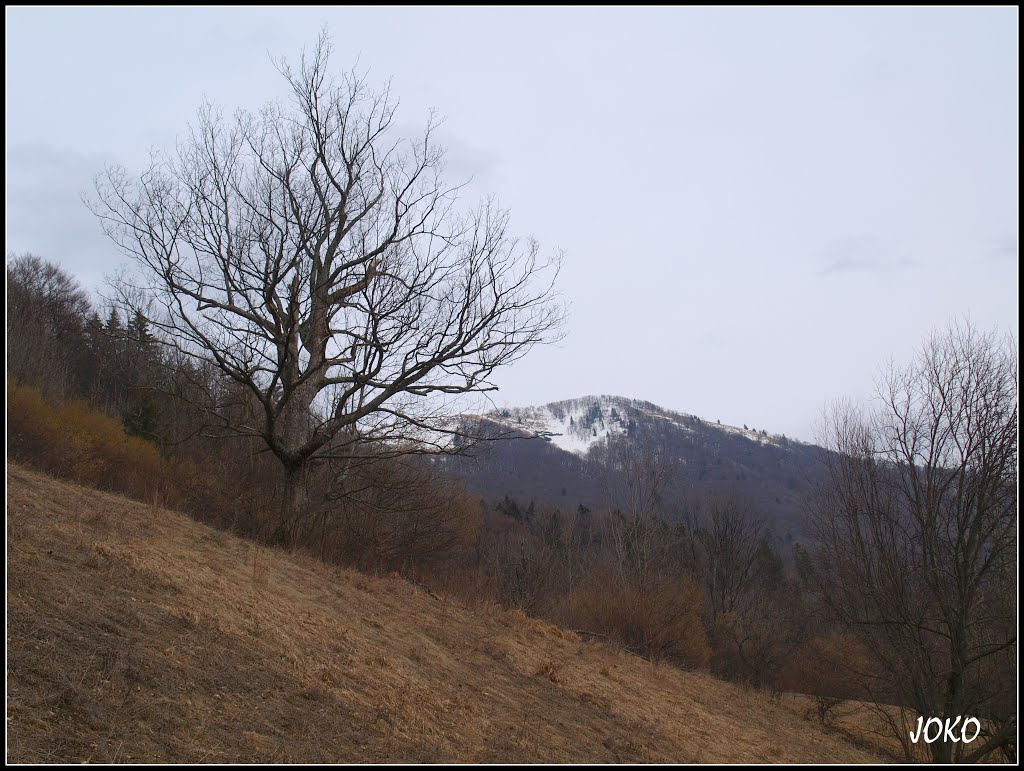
(7, 464, 881, 763)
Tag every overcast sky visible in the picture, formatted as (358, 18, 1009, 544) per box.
(6, 7, 1018, 441)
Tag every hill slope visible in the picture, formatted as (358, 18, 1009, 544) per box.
(6, 465, 879, 763)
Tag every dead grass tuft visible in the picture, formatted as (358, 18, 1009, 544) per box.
(532, 660, 563, 684)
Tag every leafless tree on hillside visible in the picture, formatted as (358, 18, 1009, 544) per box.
(595, 436, 680, 591)
(683, 494, 799, 687)
(87, 33, 564, 537)
(683, 494, 765, 623)
(810, 321, 1017, 763)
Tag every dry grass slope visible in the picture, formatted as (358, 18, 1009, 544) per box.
(7, 464, 882, 763)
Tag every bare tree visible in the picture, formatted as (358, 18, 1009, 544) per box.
(594, 435, 680, 591)
(87, 33, 564, 535)
(316, 452, 478, 570)
(682, 494, 799, 687)
(683, 494, 765, 623)
(810, 321, 1017, 763)
(582, 437, 713, 664)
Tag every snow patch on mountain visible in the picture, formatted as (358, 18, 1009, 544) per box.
(479, 395, 689, 456)
(476, 394, 794, 457)
(493, 398, 626, 455)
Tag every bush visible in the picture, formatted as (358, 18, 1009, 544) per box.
(569, 569, 711, 667)
(7, 379, 163, 502)
(295, 456, 481, 571)
(776, 631, 874, 722)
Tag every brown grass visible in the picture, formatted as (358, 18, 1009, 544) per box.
(7, 464, 883, 763)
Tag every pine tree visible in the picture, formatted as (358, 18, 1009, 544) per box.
(496, 494, 523, 520)
(105, 307, 122, 334)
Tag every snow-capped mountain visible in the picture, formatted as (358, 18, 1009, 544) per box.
(473, 395, 794, 458)
(445, 395, 823, 546)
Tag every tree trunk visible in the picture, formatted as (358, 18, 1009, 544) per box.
(276, 463, 308, 547)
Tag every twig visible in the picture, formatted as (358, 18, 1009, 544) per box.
(573, 629, 611, 640)
(411, 579, 441, 601)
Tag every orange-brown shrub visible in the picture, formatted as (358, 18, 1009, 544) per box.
(7, 378, 65, 470)
(7, 379, 164, 502)
(568, 568, 711, 667)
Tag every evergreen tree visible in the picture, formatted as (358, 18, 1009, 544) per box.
(496, 494, 523, 520)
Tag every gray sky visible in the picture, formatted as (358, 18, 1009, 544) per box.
(6, 7, 1018, 442)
